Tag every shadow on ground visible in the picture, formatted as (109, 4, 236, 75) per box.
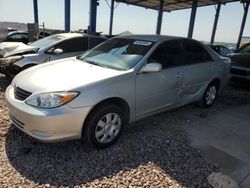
(5, 110, 214, 187)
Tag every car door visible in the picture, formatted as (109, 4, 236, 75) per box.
(49, 37, 89, 61)
(136, 40, 184, 118)
(180, 39, 213, 103)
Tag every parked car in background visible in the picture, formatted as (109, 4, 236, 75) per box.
(207, 44, 231, 57)
(1, 31, 30, 44)
(0, 30, 51, 44)
(229, 42, 250, 81)
(0, 33, 106, 78)
(5, 35, 231, 148)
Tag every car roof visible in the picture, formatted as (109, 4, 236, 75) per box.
(115, 34, 185, 42)
(53, 32, 105, 39)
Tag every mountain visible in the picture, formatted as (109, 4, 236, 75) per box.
(0, 21, 27, 31)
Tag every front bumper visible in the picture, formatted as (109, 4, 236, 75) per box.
(5, 85, 91, 142)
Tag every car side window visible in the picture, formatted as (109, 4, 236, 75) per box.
(53, 37, 88, 53)
(149, 40, 181, 69)
(8, 33, 27, 40)
(182, 40, 212, 65)
(89, 37, 106, 48)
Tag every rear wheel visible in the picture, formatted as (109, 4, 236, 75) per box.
(201, 82, 219, 108)
(83, 104, 124, 149)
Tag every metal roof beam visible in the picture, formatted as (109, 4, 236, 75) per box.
(237, 2, 249, 48)
(210, 2, 221, 44)
(64, 0, 70, 32)
(109, 0, 115, 35)
(156, 0, 164, 34)
(88, 0, 98, 33)
(33, 0, 39, 24)
(188, 0, 198, 38)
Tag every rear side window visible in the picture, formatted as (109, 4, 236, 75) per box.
(149, 40, 181, 69)
(182, 40, 212, 65)
(54, 37, 88, 53)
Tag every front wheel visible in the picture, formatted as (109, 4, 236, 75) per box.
(201, 82, 219, 108)
(83, 104, 125, 149)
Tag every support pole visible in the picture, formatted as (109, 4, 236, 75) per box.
(156, 0, 164, 35)
(64, 0, 70, 32)
(33, 0, 39, 24)
(187, 0, 197, 38)
(210, 3, 221, 44)
(109, 0, 115, 35)
(89, 0, 98, 34)
(236, 2, 249, 49)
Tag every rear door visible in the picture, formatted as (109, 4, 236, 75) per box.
(180, 39, 213, 103)
(49, 37, 89, 61)
(136, 39, 184, 118)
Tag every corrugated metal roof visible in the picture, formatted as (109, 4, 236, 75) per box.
(116, 0, 242, 12)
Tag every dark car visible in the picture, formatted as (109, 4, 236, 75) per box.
(208, 44, 231, 57)
(229, 43, 250, 81)
(0, 31, 51, 44)
(1, 31, 29, 44)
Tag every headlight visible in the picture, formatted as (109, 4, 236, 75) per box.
(25, 91, 79, 108)
(0, 56, 23, 65)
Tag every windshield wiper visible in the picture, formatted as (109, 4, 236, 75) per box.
(84, 59, 109, 68)
(82, 58, 126, 71)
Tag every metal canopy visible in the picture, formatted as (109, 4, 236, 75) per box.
(116, 0, 240, 12)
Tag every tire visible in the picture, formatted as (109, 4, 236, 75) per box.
(201, 82, 219, 108)
(83, 104, 125, 149)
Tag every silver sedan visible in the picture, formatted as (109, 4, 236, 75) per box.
(5, 35, 231, 148)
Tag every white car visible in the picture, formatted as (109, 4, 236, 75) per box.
(5, 35, 231, 149)
(0, 33, 106, 78)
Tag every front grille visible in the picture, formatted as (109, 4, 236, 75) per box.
(10, 114, 25, 129)
(14, 87, 32, 101)
(231, 68, 249, 76)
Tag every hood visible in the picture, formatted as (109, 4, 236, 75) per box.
(0, 42, 38, 58)
(13, 58, 126, 93)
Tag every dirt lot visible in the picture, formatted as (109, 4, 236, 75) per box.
(0, 74, 250, 188)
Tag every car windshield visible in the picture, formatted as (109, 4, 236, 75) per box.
(29, 35, 66, 50)
(79, 38, 154, 71)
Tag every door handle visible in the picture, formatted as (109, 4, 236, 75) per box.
(176, 72, 184, 78)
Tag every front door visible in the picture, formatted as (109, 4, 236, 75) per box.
(136, 40, 183, 118)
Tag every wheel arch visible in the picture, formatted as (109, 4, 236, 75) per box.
(210, 78, 221, 90)
(82, 97, 130, 136)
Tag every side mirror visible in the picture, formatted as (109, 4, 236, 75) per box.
(141, 63, 162, 73)
(53, 48, 63, 55)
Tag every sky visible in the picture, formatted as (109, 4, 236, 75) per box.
(0, 0, 249, 43)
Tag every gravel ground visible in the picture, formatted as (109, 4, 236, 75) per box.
(1, 74, 250, 188)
